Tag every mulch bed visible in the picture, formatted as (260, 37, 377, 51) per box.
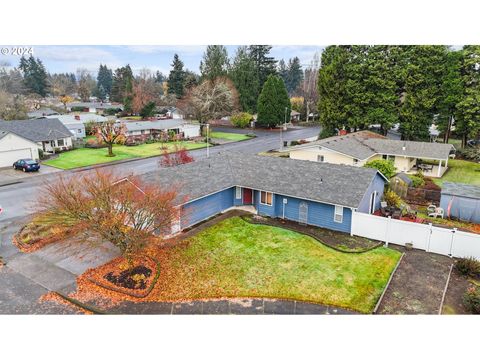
(244, 215, 382, 253)
(83, 256, 160, 298)
(12, 224, 78, 253)
(376, 247, 453, 314)
(442, 268, 479, 314)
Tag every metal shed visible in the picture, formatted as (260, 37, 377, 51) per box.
(440, 182, 480, 224)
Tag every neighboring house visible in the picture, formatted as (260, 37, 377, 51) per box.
(287, 130, 455, 178)
(0, 118, 73, 153)
(42, 114, 108, 139)
(440, 182, 480, 224)
(122, 119, 201, 143)
(167, 107, 184, 119)
(290, 111, 301, 121)
(0, 130, 40, 168)
(27, 107, 59, 119)
(141, 152, 387, 235)
(67, 102, 123, 114)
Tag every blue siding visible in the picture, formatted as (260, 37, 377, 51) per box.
(181, 187, 234, 228)
(357, 173, 386, 214)
(275, 194, 352, 233)
(255, 190, 276, 217)
(233, 187, 245, 206)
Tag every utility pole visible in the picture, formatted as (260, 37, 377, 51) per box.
(206, 123, 210, 158)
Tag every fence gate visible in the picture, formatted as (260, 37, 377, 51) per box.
(299, 202, 308, 224)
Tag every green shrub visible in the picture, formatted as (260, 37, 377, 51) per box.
(455, 257, 480, 276)
(231, 112, 253, 128)
(463, 286, 480, 314)
(103, 108, 122, 116)
(70, 106, 86, 112)
(364, 159, 397, 179)
(383, 189, 401, 207)
(410, 175, 425, 188)
(457, 147, 480, 162)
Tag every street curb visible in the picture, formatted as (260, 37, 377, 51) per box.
(0, 180, 23, 187)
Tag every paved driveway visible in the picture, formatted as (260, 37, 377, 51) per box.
(0, 218, 119, 314)
(0, 164, 61, 185)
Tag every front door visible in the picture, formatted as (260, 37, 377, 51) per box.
(243, 188, 253, 204)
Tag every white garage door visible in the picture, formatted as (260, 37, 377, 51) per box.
(0, 148, 33, 168)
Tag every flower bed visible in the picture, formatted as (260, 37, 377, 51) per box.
(12, 221, 78, 253)
(83, 256, 160, 298)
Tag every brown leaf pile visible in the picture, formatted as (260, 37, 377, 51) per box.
(39, 292, 93, 315)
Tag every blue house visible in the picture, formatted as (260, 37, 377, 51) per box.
(142, 152, 388, 235)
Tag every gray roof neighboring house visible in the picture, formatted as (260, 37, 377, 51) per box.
(141, 152, 386, 209)
(288, 130, 455, 161)
(27, 108, 60, 118)
(0, 118, 72, 142)
(441, 182, 480, 200)
(69, 102, 124, 110)
(123, 119, 194, 132)
(43, 114, 108, 124)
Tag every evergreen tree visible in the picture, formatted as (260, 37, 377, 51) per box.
(123, 74, 134, 113)
(257, 75, 291, 128)
(111, 65, 134, 103)
(167, 54, 186, 98)
(457, 45, 480, 147)
(96, 64, 113, 100)
(229, 46, 259, 113)
(317, 46, 350, 137)
(285, 57, 303, 95)
(278, 59, 288, 84)
(248, 45, 277, 90)
(399, 46, 448, 140)
(18, 56, 49, 97)
(184, 69, 199, 89)
(200, 45, 229, 81)
(437, 49, 464, 143)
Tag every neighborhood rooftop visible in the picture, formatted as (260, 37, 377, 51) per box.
(0, 118, 72, 142)
(123, 119, 196, 132)
(141, 152, 384, 208)
(291, 130, 455, 160)
(441, 182, 480, 200)
(69, 102, 124, 110)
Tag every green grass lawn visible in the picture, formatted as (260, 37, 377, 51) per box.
(44, 141, 206, 170)
(209, 131, 252, 141)
(150, 217, 401, 313)
(433, 159, 480, 187)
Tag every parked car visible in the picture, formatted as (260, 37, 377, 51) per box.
(467, 139, 480, 147)
(13, 159, 40, 172)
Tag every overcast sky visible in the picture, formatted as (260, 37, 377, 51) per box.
(0, 45, 325, 76)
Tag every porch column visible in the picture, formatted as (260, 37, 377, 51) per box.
(446, 157, 449, 168)
(437, 160, 442, 177)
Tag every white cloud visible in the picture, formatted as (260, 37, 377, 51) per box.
(271, 45, 324, 66)
(125, 45, 206, 56)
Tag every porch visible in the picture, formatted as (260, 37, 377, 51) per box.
(405, 158, 449, 178)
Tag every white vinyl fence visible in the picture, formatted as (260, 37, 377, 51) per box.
(351, 212, 480, 260)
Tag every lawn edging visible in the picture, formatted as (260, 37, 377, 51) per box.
(53, 291, 108, 314)
(372, 252, 405, 314)
(242, 215, 383, 254)
(439, 263, 454, 315)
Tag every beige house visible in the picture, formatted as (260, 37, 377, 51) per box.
(286, 131, 455, 178)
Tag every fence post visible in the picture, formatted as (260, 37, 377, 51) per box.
(449, 228, 457, 258)
(426, 223, 433, 252)
(384, 216, 391, 247)
(350, 210, 355, 237)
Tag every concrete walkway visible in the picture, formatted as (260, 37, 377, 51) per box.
(109, 298, 358, 315)
(0, 217, 119, 314)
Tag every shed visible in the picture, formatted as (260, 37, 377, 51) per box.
(440, 182, 480, 224)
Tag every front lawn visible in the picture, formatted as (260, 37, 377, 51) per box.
(44, 141, 206, 170)
(209, 131, 252, 141)
(137, 217, 400, 313)
(433, 159, 480, 187)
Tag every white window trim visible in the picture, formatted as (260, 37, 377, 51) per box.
(260, 191, 273, 206)
(235, 186, 242, 200)
(334, 205, 344, 223)
(317, 155, 324, 162)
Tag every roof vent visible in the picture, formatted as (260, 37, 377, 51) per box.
(402, 142, 406, 151)
(320, 178, 323, 184)
(74, 115, 80, 121)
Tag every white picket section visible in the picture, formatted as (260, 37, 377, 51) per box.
(351, 212, 480, 260)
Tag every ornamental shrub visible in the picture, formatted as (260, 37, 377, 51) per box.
(463, 286, 480, 314)
(383, 189, 402, 207)
(364, 159, 396, 179)
(231, 112, 252, 128)
(455, 257, 480, 276)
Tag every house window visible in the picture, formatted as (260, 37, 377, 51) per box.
(235, 186, 242, 200)
(57, 139, 65, 146)
(334, 205, 344, 223)
(317, 155, 324, 162)
(382, 154, 388, 160)
(77, 129, 82, 133)
(260, 191, 273, 206)
(353, 158, 359, 165)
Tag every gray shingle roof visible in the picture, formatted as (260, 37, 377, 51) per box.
(122, 119, 192, 132)
(27, 108, 59, 118)
(290, 130, 454, 160)
(141, 152, 384, 208)
(44, 114, 107, 124)
(441, 182, 480, 200)
(69, 102, 124, 110)
(0, 118, 72, 142)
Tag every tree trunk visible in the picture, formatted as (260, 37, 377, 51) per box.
(462, 133, 467, 148)
(108, 144, 114, 157)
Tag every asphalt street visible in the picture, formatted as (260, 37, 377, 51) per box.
(0, 126, 320, 223)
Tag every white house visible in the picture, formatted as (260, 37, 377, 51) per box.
(43, 114, 108, 139)
(0, 118, 73, 154)
(0, 131, 40, 168)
